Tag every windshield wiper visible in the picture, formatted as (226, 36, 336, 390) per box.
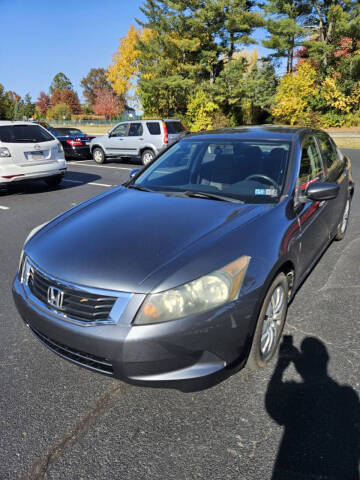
(127, 184, 154, 192)
(183, 191, 244, 204)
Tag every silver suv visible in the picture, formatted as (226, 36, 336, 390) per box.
(90, 119, 187, 165)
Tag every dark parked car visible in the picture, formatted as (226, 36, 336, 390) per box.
(50, 127, 95, 160)
(13, 127, 353, 390)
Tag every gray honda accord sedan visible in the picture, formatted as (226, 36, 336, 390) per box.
(13, 127, 353, 389)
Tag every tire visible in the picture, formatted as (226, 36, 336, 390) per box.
(334, 197, 351, 241)
(247, 272, 289, 370)
(44, 175, 63, 187)
(141, 149, 155, 165)
(93, 147, 106, 164)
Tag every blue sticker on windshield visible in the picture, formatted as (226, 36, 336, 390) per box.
(255, 188, 278, 197)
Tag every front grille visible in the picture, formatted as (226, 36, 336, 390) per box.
(27, 264, 117, 324)
(30, 327, 114, 375)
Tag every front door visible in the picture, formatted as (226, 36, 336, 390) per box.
(104, 123, 129, 157)
(296, 135, 330, 278)
(315, 132, 349, 236)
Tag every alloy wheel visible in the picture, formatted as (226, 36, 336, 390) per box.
(260, 285, 286, 361)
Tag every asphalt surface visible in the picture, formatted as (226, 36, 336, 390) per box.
(0, 153, 359, 480)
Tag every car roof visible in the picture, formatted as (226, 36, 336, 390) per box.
(183, 125, 318, 142)
(0, 121, 41, 127)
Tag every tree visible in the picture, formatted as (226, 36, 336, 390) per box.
(135, 0, 263, 117)
(36, 91, 51, 116)
(51, 88, 81, 114)
(92, 88, 125, 119)
(272, 62, 318, 124)
(107, 25, 151, 99)
(186, 90, 219, 132)
(46, 103, 72, 121)
(22, 93, 35, 119)
(262, 0, 311, 73)
(81, 68, 112, 106)
(49, 73, 73, 93)
(0, 84, 15, 120)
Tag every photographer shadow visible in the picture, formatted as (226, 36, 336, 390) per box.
(266, 336, 360, 480)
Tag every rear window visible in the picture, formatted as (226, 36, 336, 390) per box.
(0, 125, 54, 143)
(147, 122, 161, 135)
(165, 121, 186, 134)
(56, 128, 83, 136)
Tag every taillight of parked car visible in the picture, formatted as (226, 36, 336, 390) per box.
(66, 139, 83, 146)
(161, 121, 168, 145)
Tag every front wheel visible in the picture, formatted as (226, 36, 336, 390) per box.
(141, 149, 155, 165)
(93, 147, 106, 164)
(335, 197, 351, 241)
(247, 272, 289, 369)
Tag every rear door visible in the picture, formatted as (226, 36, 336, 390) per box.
(122, 122, 144, 156)
(315, 132, 348, 236)
(104, 123, 129, 156)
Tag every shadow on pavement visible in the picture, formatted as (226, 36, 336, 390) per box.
(266, 335, 360, 480)
(0, 171, 102, 196)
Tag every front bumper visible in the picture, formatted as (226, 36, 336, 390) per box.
(12, 276, 258, 389)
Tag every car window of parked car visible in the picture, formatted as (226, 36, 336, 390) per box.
(316, 133, 342, 181)
(146, 122, 161, 135)
(297, 136, 324, 194)
(0, 125, 54, 143)
(128, 123, 143, 136)
(110, 124, 128, 137)
(165, 121, 186, 134)
(133, 139, 290, 204)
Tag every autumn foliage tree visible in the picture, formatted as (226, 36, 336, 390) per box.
(92, 88, 125, 119)
(36, 91, 51, 116)
(51, 88, 81, 114)
(106, 25, 152, 99)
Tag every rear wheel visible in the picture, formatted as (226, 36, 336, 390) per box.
(141, 149, 155, 165)
(247, 272, 289, 369)
(335, 197, 351, 241)
(44, 175, 63, 187)
(93, 147, 106, 164)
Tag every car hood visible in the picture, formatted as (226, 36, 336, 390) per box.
(26, 187, 271, 293)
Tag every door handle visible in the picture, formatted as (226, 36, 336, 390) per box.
(139, 138, 144, 141)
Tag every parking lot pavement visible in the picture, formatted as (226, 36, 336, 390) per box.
(1, 152, 359, 480)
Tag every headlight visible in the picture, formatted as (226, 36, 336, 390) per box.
(18, 221, 50, 273)
(0, 147, 11, 157)
(134, 256, 250, 325)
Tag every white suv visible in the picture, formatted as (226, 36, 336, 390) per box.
(90, 119, 188, 165)
(0, 121, 66, 191)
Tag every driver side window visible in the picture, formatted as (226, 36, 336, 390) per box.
(110, 124, 128, 137)
(297, 136, 324, 195)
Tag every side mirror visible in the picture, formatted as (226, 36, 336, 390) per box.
(306, 182, 339, 201)
(129, 168, 140, 178)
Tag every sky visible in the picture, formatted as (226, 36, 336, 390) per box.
(1, 0, 273, 104)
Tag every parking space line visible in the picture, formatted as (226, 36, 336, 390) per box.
(0, 206, 9, 210)
(63, 179, 114, 188)
(67, 162, 133, 170)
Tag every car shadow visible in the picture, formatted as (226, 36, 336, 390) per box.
(265, 335, 360, 480)
(1, 171, 102, 196)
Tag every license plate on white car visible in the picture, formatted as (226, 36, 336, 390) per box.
(30, 151, 44, 159)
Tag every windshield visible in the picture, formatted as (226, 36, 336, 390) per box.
(0, 125, 55, 143)
(133, 139, 290, 204)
